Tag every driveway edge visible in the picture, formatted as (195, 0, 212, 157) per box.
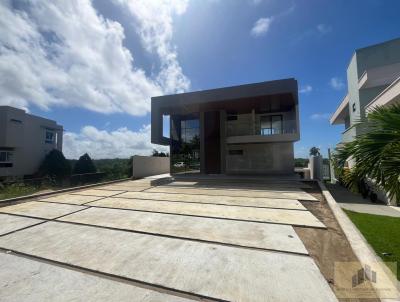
(0, 178, 132, 204)
(317, 180, 400, 301)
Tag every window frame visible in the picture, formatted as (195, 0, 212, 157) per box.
(45, 130, 55, 144)
(0, 150, 13, 168)
(260, 114, 283, 135)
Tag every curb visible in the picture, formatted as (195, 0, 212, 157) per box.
(318, 181, 400, 301)
(0, 178, 132, 204)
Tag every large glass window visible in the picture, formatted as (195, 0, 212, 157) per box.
(260, 115, 282, 135)
(171, 115, 200, 174)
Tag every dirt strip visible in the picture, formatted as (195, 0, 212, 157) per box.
(295, 182, 380, 302)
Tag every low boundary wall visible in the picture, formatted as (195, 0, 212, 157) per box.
(132, 155, 170, 178)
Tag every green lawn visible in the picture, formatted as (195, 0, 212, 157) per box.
(344, 209, 400, 280)
(0, 185, 41, 201)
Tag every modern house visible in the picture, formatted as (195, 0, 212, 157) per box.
(0, 106, 63, 179)
(330, 38, 400, 145)
(151, 78, 300, 175)
(330, 38, 400, 204)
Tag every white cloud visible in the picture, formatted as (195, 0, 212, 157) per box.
(316, 24, 332, 35)
(251, 17, 273, 37)
(63, 124, 168, 159)
(310, 113, 331, 120)
(0, 0, 188, 115)
(299, 85, 312, 94)
(113, 0, 190, 94)
(329, 77, 345, 90)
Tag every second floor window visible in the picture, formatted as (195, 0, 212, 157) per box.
(45, 131, 55, 144)
(260, 115, 283, 135)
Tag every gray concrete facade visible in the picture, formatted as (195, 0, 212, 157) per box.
(0, 106, 63, 178)
(151, 78, 300, 175)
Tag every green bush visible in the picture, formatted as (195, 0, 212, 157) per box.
(73, 153, 97, 174)
(39, 149, 71, 180)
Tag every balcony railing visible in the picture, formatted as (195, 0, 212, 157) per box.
(226, 120, 297, 137)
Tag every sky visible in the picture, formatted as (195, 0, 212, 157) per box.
(1, 0, 399, 159)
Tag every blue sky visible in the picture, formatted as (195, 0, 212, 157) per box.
(1, 0, 399, 158)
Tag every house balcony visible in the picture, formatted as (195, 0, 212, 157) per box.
(341, 126, 356, 144)
(225, 115, 299, 144)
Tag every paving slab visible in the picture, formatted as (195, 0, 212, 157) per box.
(0, 202, 86, 219)
(59, 207, 308, 254)
(157, 185, 305, 193)
(117, 191, 306, 210)
(72, 189, 125, 197)
(0, 222, 337, 302)
(0, 214, 43, 235)
(0, 253, 192, 302)
(88, 198, 325, 228)
(162, 181, 311, 190)
(99, 185, 151, 192)
(39, 194, 104, 205)
(145, 186, 318, 201)
(167, 180, 312, 189)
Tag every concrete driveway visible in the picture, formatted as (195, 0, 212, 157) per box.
(0, 176, 338, 301)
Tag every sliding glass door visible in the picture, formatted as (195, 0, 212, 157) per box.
(260, 115, 283, 135)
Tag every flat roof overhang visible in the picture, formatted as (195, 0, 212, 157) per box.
(366, 76, 400, 113)
(151, 78, 298, 145)
(358, 62, 400, 90)
(330, 94, 349, 125)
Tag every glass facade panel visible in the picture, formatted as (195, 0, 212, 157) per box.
(260, 115, 282, 136)
(171, 115, 200, 174)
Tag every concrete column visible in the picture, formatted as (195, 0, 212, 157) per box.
(199, 112, 205, 174)
(219, 110, 226, 174)
(309, 155, 323, 180)
(57, 128, 63, 151)
(251, 109, 256, 135)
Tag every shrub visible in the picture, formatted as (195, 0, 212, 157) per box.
(39, 149, 71, 180)
(73, 153, 97, 174)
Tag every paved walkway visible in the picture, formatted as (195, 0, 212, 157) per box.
(326, 183, 400, 218)
(0, 176, 337, 301)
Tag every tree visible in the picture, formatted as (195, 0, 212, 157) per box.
(152, 149, 168, 157)
(73, 153, 97, 174)
(309, 147, 321, 156)
(335, 104, 400, 204)
(39, 149, 71, 180)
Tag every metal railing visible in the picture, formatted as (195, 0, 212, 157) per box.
(226, 120, 297, 137)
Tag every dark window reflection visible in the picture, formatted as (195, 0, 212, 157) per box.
(171, 115, 200, 174)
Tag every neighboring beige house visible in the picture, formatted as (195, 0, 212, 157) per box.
(0, 106, 63, 179)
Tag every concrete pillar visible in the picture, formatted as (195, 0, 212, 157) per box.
(328, 148, 336, 184)
(251, 109, 256, 135)
(309, 155, 323, 180)
(219, 110, 226, 174)
(57, 128, 63, 151)
(199, 112, 205, 174)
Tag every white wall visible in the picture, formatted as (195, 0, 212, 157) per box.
(132, 155, 170, 178)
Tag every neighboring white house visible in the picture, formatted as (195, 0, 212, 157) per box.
(0, 106, 63, 179)
(330, 38, 400, 204)
(330, 38, 400, 145)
